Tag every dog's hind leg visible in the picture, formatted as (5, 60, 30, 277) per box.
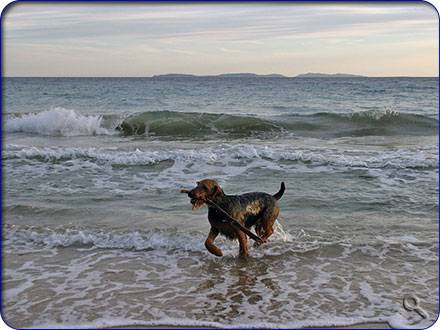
(205, 227, 223, 257)
(255, 206, 279, 245)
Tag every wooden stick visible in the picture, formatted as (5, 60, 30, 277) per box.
(202, 198, 264, 244)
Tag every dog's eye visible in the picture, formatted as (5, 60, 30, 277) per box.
(202, 185, 208, 190)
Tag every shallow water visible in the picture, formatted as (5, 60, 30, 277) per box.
(2, 77, 439, 328)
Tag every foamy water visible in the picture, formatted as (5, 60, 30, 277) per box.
(3, 223, 437, 329)
(2, 77, 439, 329)
(4, 108, 115, 136)
(4, 141, 439, 169)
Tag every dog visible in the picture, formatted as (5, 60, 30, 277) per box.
(181, 179, 285, 257)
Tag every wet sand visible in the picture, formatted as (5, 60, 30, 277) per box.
(104, 322, 392, 329)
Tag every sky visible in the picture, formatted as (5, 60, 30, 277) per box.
(2, 2, 439, 77)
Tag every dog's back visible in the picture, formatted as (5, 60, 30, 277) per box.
(209, 182, 285, 230)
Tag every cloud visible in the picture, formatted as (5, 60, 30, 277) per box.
(172, 49, 201, 55)
(135, 45, 161, 53)
(2, 2, 438, 77)
(218, 47, 243, 53)
(4, 2, 437, 47)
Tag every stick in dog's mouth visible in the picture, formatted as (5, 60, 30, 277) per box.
(180, 189, 205, 211)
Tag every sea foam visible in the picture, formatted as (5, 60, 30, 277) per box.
(4, 108, 114, 136)
(3, 143, 438, 170)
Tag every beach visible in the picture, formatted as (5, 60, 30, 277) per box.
(103, 321, 392, 329)
(2, 77, 438, 329)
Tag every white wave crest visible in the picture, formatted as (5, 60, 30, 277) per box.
(4, 108, 114, 136)
(3, 143, 439, 170)
(4, 221, 296, 255)
(5, 227, 205, 252)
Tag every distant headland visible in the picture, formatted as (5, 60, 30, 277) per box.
(295, 72, 366, 78)
(152, 72, 366, 78)
(152, 73, 286, 78)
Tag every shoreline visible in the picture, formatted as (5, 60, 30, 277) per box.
(103, 322, 392, 329)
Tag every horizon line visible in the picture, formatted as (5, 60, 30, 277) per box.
(3, 74, 438, 78)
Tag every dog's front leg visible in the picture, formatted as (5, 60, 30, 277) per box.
(205, 227, 223, 257)
(237, 231, 249, 258)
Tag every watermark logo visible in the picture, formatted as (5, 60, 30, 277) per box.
(403, 295, 429, 319)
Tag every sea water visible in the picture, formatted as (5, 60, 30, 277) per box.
(2, 77, 439, 328)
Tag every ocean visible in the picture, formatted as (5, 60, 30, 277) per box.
(2, 77, 439, 329)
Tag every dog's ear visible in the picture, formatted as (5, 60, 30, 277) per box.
(210, 185, 223, 200)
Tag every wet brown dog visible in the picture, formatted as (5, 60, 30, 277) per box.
(181, 179, 285, 258)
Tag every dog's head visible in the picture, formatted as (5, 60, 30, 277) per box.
(180, 179, 224, 210)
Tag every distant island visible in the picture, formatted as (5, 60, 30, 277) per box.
(152, 73, 287, 78)
(295, 72, 366, 78)
(152, 72, 366, 78)
(218, 73, 285, 78)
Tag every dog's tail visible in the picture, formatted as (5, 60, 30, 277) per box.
(273, 182, 285, 200)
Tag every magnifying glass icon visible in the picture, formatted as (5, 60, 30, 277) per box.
(403, 295, 429, 319)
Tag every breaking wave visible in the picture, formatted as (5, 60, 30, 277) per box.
(3, 221, 294, 254)
(4, 108, 438, 138)
(4, 108, 115, 136)
(115, 109, 439, 138)
(3, 143, 438, 170)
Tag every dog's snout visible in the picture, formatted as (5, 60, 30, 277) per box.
(188, 190, 195, 198)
